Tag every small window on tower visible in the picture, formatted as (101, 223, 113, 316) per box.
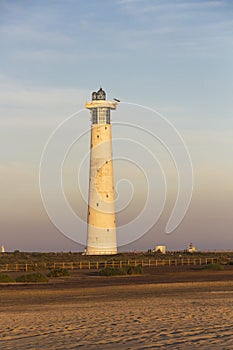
(97, 135, 99, 138)
(97, 203, 99, 207)
(106, 194, 108, 198)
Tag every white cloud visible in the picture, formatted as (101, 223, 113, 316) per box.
(0, 75, 88, 109)
(0, 76, 90, 128)
(0, 86, 87, 109)
(117, 0, 225, 12)
(0, 24, 74, 46)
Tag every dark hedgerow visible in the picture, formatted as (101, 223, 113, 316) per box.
(47, 268, 70, 278)
(16, 273, 48, 283)
(99, 265, 143, 276)
(99, 267, 127, 276)
(126, 265, 142, 275)
(202, 263, 224, 271)
(0, 273, 15, 283)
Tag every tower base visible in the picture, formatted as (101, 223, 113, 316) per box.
(84, 250, 117, 256)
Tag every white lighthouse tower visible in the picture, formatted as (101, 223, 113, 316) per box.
(85, 88, 118, 255)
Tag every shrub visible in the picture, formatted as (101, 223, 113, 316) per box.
(47, 268, 70, 278)
(16, 273, 48, 283)
(99, 267, 127, 276)
(99, 265, 143, 276)
(202, 263, 224, 271)
(0, 273, 15, 283)
(126, 265, 142, 275)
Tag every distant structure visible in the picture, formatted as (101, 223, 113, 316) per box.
(1, 245, 5, 253)
(188, 243, 196, 253)
(153, 245, 166, 254)
(85, 88, 118, 255)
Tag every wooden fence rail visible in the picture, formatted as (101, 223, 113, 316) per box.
(0, 258, 219, 272)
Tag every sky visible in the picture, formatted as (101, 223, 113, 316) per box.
(0, 0, 233, 252)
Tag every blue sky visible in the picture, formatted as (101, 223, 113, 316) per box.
(0, 0, 233, 251)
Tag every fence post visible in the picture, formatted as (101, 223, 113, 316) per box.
(96, 261, 99, 270)
(79, 261, 82, 270)
(148, 259, 151, 268)
(120, 261, 122, 268)
(25, 263, 28, 272)
(155, 260, 158, 267)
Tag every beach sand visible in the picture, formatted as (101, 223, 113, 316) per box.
(0, 271, 233, 349)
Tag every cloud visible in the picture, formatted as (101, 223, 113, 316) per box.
(0, 24, 74, 46)
(107, 2, 232, 62)
(117, 0, 225, 13)
(0, 75, 91, 131)
(0, 86, 87, 109)
(0, 75, 88, 109)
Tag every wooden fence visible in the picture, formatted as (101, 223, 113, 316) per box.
(0, 258, 219, 272)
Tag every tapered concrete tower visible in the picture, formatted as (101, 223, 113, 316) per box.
(85, 88, 118, 255)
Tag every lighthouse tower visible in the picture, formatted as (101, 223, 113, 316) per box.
(85, 88, 118, 255)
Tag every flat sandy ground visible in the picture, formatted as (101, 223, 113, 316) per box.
(0, 268, 233, 349)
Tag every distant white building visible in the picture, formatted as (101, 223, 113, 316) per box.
(1, 245, 5, 253)
(153, 245, 166, 254)
(188, 243, 196, 253)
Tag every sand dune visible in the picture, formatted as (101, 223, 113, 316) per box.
(1, 281, 233, 349)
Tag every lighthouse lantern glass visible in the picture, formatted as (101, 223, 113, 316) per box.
(91, 107, 111, 125)
(92, 109, 98, 124)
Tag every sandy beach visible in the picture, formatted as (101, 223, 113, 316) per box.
(1, 270, 233, 349)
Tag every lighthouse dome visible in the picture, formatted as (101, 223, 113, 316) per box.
(96, 87, 106, 100)
(92, 91, 97, 100)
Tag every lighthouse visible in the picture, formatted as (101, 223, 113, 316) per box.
(85, 88, 118, 255)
